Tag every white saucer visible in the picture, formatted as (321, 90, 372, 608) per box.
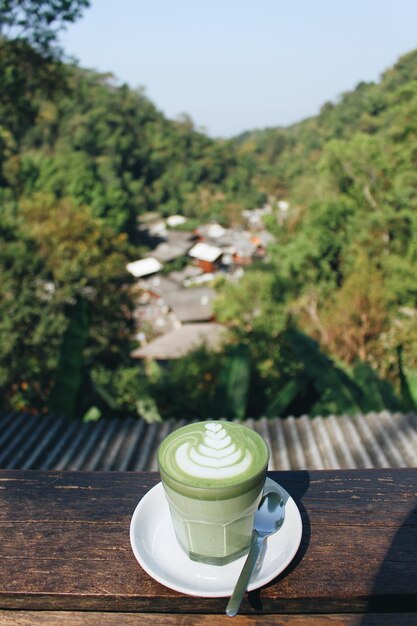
(129, 477, 302, 597)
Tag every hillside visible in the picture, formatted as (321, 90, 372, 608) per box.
(219, 49, 417, 415)
(1, 32, 417, 419)
(1, 63, 264, 238)
(0, 40, 265, 417)
(236, 49, 417, 199)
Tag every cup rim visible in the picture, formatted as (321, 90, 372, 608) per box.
(157, 420, 270, 499)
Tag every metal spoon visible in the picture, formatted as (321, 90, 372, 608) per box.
(226, 491, 285, 617)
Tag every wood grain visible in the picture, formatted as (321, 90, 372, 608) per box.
(0, 613, 417, 626)
(0, 469, 416, 615)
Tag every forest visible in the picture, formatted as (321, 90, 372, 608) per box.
(1, 1, 416, 421)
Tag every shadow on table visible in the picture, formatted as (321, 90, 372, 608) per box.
(247, 470, 311, 611)
(359, 500, 417, 625)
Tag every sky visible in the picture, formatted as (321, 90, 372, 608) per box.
(62, 0, 417, 138)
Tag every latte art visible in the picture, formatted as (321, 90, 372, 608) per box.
(158, 420, 269, 492)
(175, 423, 251, 479)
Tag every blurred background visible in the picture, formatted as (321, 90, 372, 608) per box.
(1, 0, 417, 425)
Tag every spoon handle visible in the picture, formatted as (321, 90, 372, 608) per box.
(226, 531, 263, 617)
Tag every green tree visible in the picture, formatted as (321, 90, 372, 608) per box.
(0, 0, 90, 57)
(0, 201, 67, 411)
(0, 193, 134, 415)
(0, 0, 90, 140)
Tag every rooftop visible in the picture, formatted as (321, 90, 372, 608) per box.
(140, 274, 182, 296)
(162, 286, 216, 322)
(149, 230, 194, 262)
(131, 322, 226, 359)
(126, 257, 163, 278)
(188, 242, 222, 263)
(1, 411, 416, 472)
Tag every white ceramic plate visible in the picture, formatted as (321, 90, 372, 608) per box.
(129, 477, 302, 597)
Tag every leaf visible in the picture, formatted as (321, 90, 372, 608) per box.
(83, 406, 101, 422)
(48, 296, 90, 418)
(404, 367, 417, 409)
(398, 346, 417, 412)
(136, 396, 162, 424)
(211, 344, 251, 420)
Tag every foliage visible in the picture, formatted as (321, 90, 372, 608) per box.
(0, 64, 260, 238)
(209, 344, 251, 420)
(0, 192, 134, 415)
(0, 202, 67, 411)
(223, 49, 417, 415)
(142, 348, 225, 421)
(49, 296, 90, 418)
(0, 0, 90, 57)
(397, 347, 417, 413)
(0, 27, 268, 419)
(0, 0, 90, 144)
(2, 28, 417, 419)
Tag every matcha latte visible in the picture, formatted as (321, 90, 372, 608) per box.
(157, 421, 269, 565)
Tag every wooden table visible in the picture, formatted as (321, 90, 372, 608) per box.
(0, 468, 416, 625)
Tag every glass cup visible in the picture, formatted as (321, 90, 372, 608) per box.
(157, 420, 269, 565)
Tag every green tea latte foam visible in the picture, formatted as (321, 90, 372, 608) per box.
(158, 421, 269, 565)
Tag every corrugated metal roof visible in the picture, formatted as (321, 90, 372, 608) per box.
(1, 411, 416, 472)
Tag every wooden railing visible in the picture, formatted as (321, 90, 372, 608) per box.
(0, 468, 416, 624)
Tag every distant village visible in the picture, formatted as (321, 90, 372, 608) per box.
(127, 202, 289, 361)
